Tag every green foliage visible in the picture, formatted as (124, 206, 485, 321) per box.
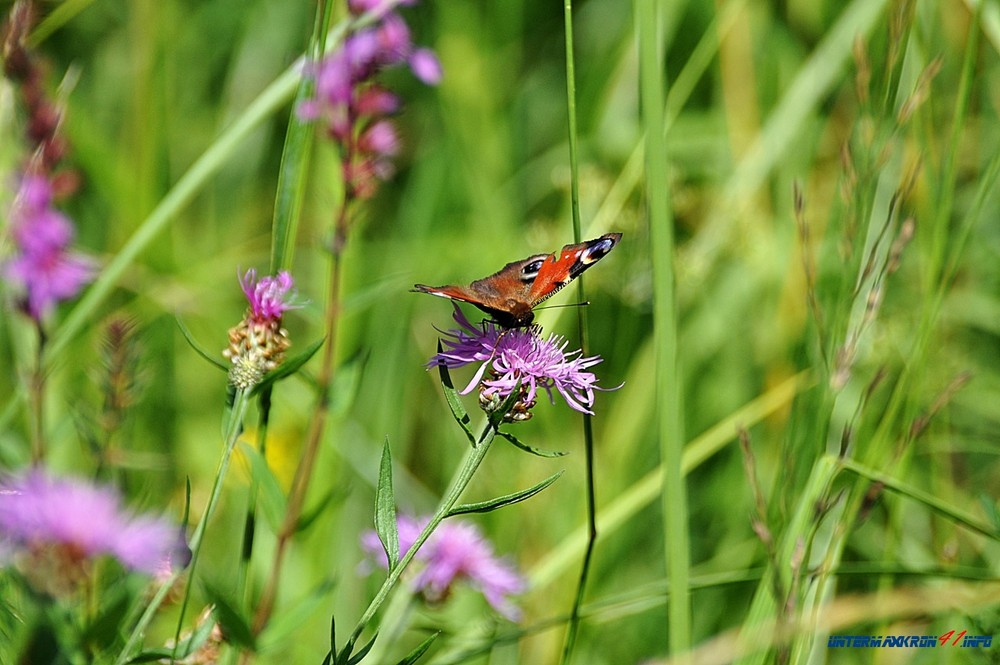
(375, 438, 400, 570)
(1, 0, 998, 662)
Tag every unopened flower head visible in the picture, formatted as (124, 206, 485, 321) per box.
(3, 173, 94, 321)
(223, 269, 301, 389)
(428, 306, 616, 420)
(0, 469, 186, 596)
(298, 1, 441, 200)
(362, 515, 526, 620)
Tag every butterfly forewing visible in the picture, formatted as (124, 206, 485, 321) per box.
(527, 233, 621, 306)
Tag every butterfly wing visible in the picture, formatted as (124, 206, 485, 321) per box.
(527, 232, 622, 306)
(413, 255, 549, 327)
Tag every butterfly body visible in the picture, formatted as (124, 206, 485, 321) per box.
(413, 233, 622, 328)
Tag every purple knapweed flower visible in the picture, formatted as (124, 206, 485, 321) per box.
(224, 269, 301, 389)
(297, 2, 441, 200)
(0, 469, 186, 595)
(3, 173, 94, 321)
(429, 306, 616, 420)
(362, 515, 526, 620)
(239, 268, 300, 323)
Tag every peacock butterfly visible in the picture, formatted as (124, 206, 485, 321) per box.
(413, 233, 622, 328)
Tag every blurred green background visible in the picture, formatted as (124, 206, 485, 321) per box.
(2, 0, 999, 663)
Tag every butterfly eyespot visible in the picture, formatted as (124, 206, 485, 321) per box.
(520, 259, 545, 282)
(581, 239, 614, 264)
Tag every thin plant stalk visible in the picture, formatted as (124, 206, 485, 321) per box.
(29, 330, 45, 462)
(171, 388, 253, 656)
(558, 0, 599, 662)
(638, 0, 690, 654)
(115, 388, 252, 665)
(250, 244, 345, 637)
(338, 423, 499, 659)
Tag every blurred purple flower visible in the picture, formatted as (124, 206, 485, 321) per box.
(298, 2, 441, 200)
(429, 306, 616, 418)
(348, 0, 418, 16)
(409, 48, 443, 84)
(3, 173, 94, 321)
(0, 469, 186, 585)
(362, 515, 526, 620)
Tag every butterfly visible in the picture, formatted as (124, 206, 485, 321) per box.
(413, 233, 622, 328)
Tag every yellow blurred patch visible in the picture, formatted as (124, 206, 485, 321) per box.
(232, 426, 302, 492)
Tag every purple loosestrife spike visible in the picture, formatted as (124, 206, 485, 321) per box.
(298, 2, 441, 200)
(3, 173, 95, 321)
(428, 305, 617, 420)
(361, 515, 526, 620)
(0, 469, 187, 596)
(223, 269, 301, 390)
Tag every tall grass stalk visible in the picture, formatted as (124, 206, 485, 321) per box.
(637, 0, 690, 654)
(557, 0, 600, 662)
(115, 388, 252, 665)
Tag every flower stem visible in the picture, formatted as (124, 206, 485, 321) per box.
(341, 424, 498, 658)
(251, 241, 345, 638)
(115, 388, 251, 665)
(173, 387, 252, 654)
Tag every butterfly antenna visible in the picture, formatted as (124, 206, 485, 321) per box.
(534, 301, 590, 312)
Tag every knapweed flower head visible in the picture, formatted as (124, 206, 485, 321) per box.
(0, 469, 186, 596)
(223, 269, 301, 390)
(429, 306, 615, 421)
(362, 515, 526, 620)
(298, 0, 441, 200)
(3, 173, 94, 321)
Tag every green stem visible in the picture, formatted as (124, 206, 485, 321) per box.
(340, 425, 498, 657)
(637, 0, 690, 654)
(115, 388, 251, 665)
(558, 2, 597, 662)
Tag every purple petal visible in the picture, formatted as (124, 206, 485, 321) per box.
(409, 48, 442, 85)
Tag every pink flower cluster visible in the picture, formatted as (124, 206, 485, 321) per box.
(298, 0, 441, 200)
(0, 469, 186, 578)
(4, 174, 94, 321)
(362, 515, 526, 620)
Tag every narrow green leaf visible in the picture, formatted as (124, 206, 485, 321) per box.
(258, 579, 336, 653)
(841, 459, 1000, 540)
(175, 317, 228, 371)
(295, 486, 349, 534)
(126, 617, 216, 663)
(269, 83, 314, 273)
(252, 337, 326, 396)
(395, 632, 439, 665)
(347, 632, 379, 665)
(327, 614, 337, 665)
(499, 431, 568, 458)
(238, 441, 288, 533)
(330, 351, 367, 420)
(182, 476, 192, 525)
(448, 470, 564, 516)
(979, 493, 1000, 531)
(435, 341, 474, 444)
(375, 439, 399, 569)
(81, 588, 130, 651)
(205, 587, 256, 651)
